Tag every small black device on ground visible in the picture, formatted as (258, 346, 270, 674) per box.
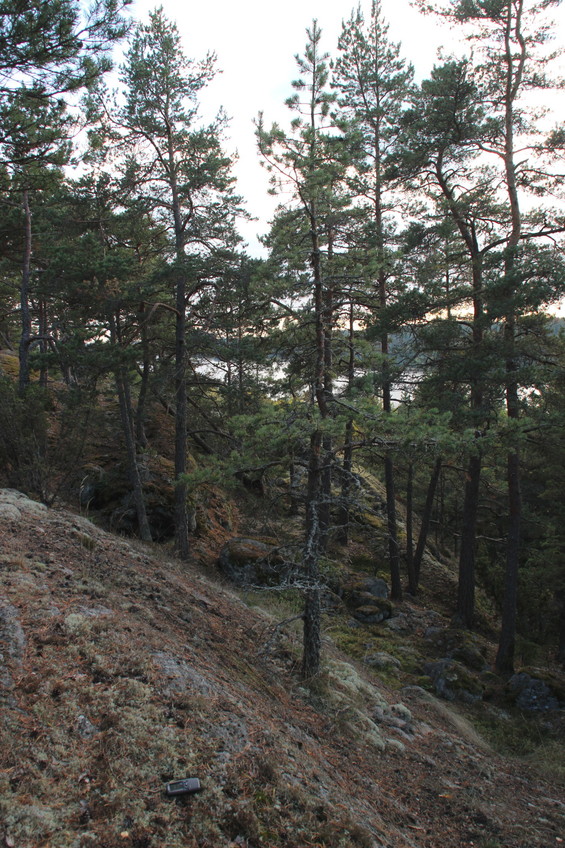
(165, 778, 202, 797)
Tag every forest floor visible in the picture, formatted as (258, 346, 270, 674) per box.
(1, 488, 565, 848)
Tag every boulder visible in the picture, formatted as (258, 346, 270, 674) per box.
(0, 489, 47, 520)
(339, 576, 389, 606)
(424, 626, 488, 672)
(364, 651, 402, 671)
(217, 538, 288, 586)
(423, 658, 484, 704)
(508, 670, 564, 711)
(352, 599, 393, 625)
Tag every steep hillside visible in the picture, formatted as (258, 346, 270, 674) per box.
(1, 489, 564, 848)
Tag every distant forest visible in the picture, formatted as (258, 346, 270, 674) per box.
(1, 0, 565, 678)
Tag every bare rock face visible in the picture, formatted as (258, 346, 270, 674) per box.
(0, 601, 25, 707)
(217, 537, 289, 586)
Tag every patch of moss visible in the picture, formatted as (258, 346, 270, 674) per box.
(360, 512, 385, 530)
(348, 553, 376, 573)
(326, 622, 373, 660)
(72, 531, 97, 551)
(471, 708, 554, 758)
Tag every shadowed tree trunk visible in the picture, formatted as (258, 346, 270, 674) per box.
(18, 189, 33, 393)
(337, 299, 356, 545)
(110, 312, 153, 543)
(406, 462, 416, 594)
(302, 429, 323, 680)
(413, 457, 442, 586)
(455, 451, 481, 628)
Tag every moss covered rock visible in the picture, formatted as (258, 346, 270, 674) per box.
(423, 658, 484, 704)
(425, 626, 488, 672)
(217, 538, 288, 586)
(352, 600, 393, 625)
(508, 668, 565, 711)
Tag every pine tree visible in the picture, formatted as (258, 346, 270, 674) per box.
(333, 0, 414, 599)
(409, 0, 565, 659)
(418, 0, 565, 670)
(0, 91, 71, 391)
(119, 8, 241, 559)
(257, 20, 347, 678)
(0, 0, 129, 391)
(0, 0, 128, 101)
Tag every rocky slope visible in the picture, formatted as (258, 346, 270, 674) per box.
(1, 489, 564, 848)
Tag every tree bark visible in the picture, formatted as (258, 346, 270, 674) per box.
(495, 0, 525, 673)
(413, 457, 442, 586)
(168, 126, 190, 560)
(556, 589, 565, 669)
(337, 301, 356, 545)
(116, 370, 153, 542)
(337, 418, 354, 545)
(111, 313, 153, 543)
(406, 462, 417, 594)
(18, 189, 32, 393)
(384, 452, 402, 600)
(302, 429, 322, 680)
(38, 297, 48, 388)
(496, 443, 521, 673)
(135, 315, 150, 448)
(455, 452, 481, 628)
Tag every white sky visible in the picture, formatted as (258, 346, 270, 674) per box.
(129, 0, 565, 256)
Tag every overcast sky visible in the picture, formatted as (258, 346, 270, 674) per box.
(129, 0, 565, 255)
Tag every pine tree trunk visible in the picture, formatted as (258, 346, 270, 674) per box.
(406, 462, 417, 594)
(413, 457, 442, 586)
(318, 256, 334, 552)
(337, 302, 356, 545)
(337, 418, 354, 545)
(174, 285, 190, 559)
(319, 435, 332, 552)
(302, 429, 322, 680)
(18, 189, 32, 394)
(455, 452, 481, 628)
(116, 370, 153, 543)
(496, 284, 522, 672)
(301, 186, 326, 679)
(496, 444, 521, 673)
(169, 131, 190, 560)
(135, 318, 150, 448)
(289, 460, 301, 516)
(556, 590, 565, 669)
(496, 0, 524, 669)
(39, 297, 48, 388)
(384, 452, 402, 600)
(111, 313, 153, 544)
